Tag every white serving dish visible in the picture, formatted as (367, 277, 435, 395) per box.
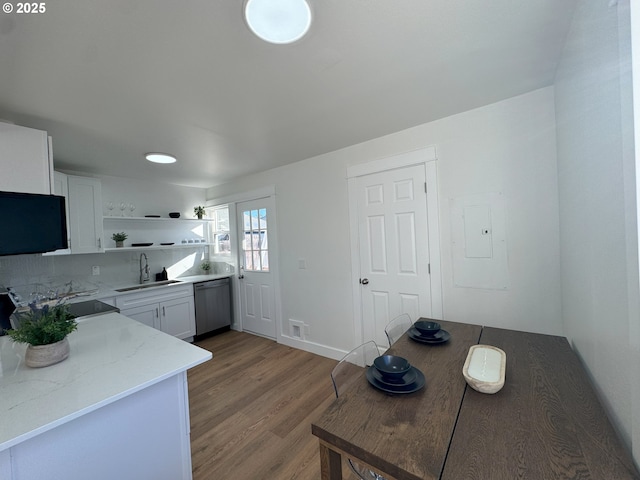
(462, 344, 506, 394)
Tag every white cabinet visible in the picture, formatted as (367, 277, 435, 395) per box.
(117, 284, 196, 340)
(67, 175, 104, 254)
(160, 296, 196, 339)
(43, 171, 72, 255)
(7, 374, 194, 480)
(0, 449, 9, 480)
(121, 303, 159, 329)
(0, 123, 53, 194)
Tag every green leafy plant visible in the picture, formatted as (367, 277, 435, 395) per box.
(194, 206, 206, 218)
(201, 261, 211, 272)
(7, 303, 77, 346)
(111, 232, 128, 242)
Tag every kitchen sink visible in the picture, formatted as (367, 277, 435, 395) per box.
(115, 280, 183, 292)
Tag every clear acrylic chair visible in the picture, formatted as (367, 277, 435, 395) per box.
(384, 313, 413, 346)
(331, 341, 388, 480)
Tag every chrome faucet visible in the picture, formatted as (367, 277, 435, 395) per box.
(139, 253, 150, 284)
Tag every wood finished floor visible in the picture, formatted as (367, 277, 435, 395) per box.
(188, 330, 360, 480)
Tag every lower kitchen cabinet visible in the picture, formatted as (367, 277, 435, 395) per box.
(116, 284, 196, 340)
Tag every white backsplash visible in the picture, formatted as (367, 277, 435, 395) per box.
(0, 248, 212, 303)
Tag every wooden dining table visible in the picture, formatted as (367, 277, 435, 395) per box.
(311, 320, 640, 480)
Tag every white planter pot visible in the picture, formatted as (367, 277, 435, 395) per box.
(25, 337, 70, 368)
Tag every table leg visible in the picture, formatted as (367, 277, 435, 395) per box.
(319, 442, 343, 480)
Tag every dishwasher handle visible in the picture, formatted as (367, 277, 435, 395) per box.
(195, 279, 230, 290)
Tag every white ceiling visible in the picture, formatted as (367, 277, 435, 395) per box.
(0, 0, 577, 188)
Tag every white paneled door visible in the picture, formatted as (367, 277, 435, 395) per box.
(237, 197, 277, 339)
(356, 164, 432, 346)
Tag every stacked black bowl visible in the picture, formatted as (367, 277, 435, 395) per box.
(373, 355, 411, 382)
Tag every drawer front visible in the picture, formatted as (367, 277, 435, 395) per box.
(115, 284, 194, 310)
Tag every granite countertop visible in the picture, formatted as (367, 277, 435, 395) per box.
(0, 313, 212, 451)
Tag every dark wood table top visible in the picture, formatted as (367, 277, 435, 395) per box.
(442, 327, 640, 480)
(311, 320, 482, 480)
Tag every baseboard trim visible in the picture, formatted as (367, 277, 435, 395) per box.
(279, 334, 348, 361)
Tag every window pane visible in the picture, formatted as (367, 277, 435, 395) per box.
(214, 233, 230, 254)
(259, 208, 267, 229)
(205, 206, 230, 256)
(251, 209, 259, 232)
(252, 233, 261, 249)
(245, 251, 253, 271)
(261, 231, 268, 249)
(253, 251, 261, 271)
(261, 251, 269, 271)
(216, 209, 229, 231)
(243, 233, 252, 251)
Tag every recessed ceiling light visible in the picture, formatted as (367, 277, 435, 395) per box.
(244, 0, 312, 45)
(145, 153, 177, 164)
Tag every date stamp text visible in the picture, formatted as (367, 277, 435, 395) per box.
(3, 3, 47, 14)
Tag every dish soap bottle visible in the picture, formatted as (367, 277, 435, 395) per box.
(161, 267, 168, 281)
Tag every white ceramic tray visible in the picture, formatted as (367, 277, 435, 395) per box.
(462, 344, 506, 394)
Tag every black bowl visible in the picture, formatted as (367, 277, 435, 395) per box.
(169, 212, 180, 218)
(373, 355, 411, 381)
(414, 320, 441, 336)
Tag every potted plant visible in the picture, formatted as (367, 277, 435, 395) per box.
(112, 232, 127, 247)
(194, 206, 206, 219)
(201, 261, 211, 273)
(7, 303, 77, 367)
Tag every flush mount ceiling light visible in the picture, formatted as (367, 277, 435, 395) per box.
(244, 0, 312, 44)
(145, 153, 177, 164)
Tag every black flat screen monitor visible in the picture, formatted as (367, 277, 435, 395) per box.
(0, 191, 68, 256)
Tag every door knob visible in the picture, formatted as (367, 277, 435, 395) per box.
(360, 278, 369, 285)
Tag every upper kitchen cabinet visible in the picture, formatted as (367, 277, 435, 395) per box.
(43, 171, 72, 255)
(0, 123, 53, 195)
(67, 175, 104, 254)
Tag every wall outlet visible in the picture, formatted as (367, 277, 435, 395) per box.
(92, 266, 100, 276)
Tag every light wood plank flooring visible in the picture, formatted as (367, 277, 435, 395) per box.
(188, 330, 360, 480)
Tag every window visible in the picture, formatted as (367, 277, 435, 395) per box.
(207, 206, 231, 256)
(242, 208, 269, 271)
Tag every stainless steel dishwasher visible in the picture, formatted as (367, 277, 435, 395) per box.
(194, 277, 231, 337)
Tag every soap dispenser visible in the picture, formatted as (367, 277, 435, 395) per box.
(161, 267, 168, 281)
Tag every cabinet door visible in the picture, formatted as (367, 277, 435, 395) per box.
(160, 296, 195, 340)
(43, 172, 71, 255)
(120, 303, 160, 329)
(67, 176, 104, 254)
(0, 123, 52, 194)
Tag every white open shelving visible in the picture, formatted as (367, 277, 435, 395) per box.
(103, 216, 213, 252)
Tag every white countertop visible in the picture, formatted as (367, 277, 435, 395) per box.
(0, 313, 212, 451)
(60, 273, 234, 303)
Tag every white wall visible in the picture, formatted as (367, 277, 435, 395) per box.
(630, 0, 640, 466)
(555, 0, 639, 462)
(207, 87, 562, 354)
